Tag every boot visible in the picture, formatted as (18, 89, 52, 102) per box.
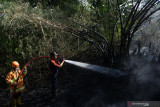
(17, 96, 24, 106)
(12, 98, 17, 107)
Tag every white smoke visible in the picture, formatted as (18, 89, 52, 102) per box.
(128, 56, 160, 100)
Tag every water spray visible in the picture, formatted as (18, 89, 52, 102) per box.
(17, 56, 125, 80)
(65, 60, 126, 77)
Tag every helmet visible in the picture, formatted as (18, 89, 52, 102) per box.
(50, 52, 58, 57)
(12, 61, 20, 68)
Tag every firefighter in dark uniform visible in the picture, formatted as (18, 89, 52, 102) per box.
(49, 52, 65, 97)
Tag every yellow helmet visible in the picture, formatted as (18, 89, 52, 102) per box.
(12, 61, 20, 68)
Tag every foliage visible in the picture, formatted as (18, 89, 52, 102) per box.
(0, 1, 90, 76)
(0, 0, 160, 74)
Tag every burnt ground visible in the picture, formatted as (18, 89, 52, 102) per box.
(22, 73, 130, 107)
(0, 67, 131, 107)
(0, 61, 160, 107)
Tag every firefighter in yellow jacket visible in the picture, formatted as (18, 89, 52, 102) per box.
(6, 61, 27, 107)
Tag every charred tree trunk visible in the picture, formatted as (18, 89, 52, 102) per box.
(115, 0, 160, 58)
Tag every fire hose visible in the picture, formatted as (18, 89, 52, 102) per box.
(14, 56, 51, 92)
(19, 56, 50, 76)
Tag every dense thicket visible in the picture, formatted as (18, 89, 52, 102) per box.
(0, 1, 88, 73)
(0, 0, 160, 76)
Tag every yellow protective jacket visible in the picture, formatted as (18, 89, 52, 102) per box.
(6, 69, 27, 94)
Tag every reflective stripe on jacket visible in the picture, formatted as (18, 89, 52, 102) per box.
(6, 69, 27, 94)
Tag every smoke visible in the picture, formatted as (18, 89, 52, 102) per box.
(128, 56, 160, 100)
(128, 5, 160, 99)
(65, 60, 126, 78)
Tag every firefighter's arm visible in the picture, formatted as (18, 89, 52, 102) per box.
(57, 60, 60, 64)
(51, 60, 64, 68)
(22, 67, 27, 77)
(6, 72, 17, 85)
(59, 60, 65, 68)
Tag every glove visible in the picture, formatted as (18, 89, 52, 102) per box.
(62, 58, 65, 61)
(24, 67, 27, 72)
(12, 81, 17, 85)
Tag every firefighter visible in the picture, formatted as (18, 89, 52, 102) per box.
(6, 61, 27, 107)
(49, 52, 65, 97)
